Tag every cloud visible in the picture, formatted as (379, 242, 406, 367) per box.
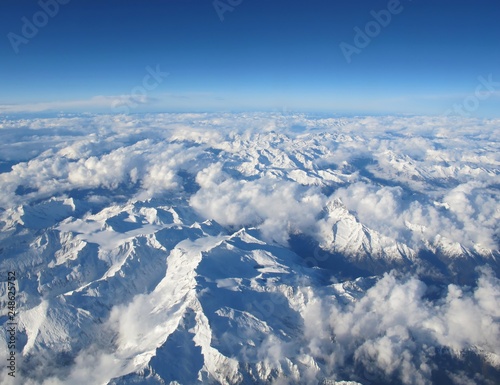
(1, 112, 498, 252)
(332, 180, 499, 252)
(190, 163, 325, 244)
(0, 95, 153, 114)
(0, 135, 207, 208)
(296, 267, 500, 385)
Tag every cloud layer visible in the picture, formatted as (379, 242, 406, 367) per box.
(0, 113, 499, 384)
(1, 113, 498, 256)
(301, 267, 500, 384)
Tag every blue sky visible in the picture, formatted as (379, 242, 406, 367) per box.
(1, 0, 499, 116)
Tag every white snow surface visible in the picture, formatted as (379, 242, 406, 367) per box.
(0, 113, 499, 385)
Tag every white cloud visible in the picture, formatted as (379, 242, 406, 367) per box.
(333, 180, 499, 252)
(0, 112, 499, 384)
(297, 267, 500, 385)
(0, 95, 157, 114)
(1, 113, 498, 251)
(190, 163, 325, 244)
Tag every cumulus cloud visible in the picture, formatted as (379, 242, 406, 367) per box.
(0, 136, 205, 208)
(1, 112, 498, 254)
(1, 112, 498, 252)
(8, 350, 123, 385)
(333, 180, 499, 252)
(295, 267, 500, 385)
(190, 163, 325, 244)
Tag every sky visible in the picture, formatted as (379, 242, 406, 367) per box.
(0, 0, 499, 116)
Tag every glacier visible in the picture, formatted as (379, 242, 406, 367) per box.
(0, 112, 499, 385)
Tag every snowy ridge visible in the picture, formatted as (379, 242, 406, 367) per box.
(321, 198, 415, 264)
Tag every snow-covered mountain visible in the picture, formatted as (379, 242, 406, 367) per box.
(0, 113, 499, 385)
